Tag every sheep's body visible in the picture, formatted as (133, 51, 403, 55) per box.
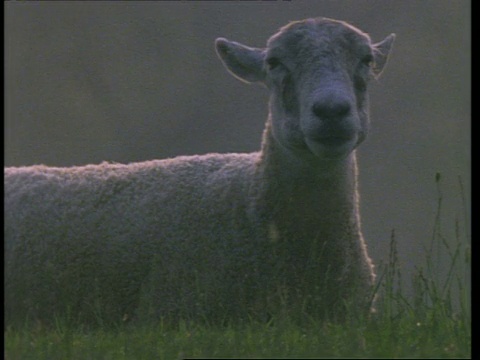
(5, 155, 261, 324)
(5, 17, 394, 326)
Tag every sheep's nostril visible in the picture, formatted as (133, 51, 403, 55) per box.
(312, 99, 351, 120)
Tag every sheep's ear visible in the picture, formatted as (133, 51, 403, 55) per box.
(215, 38, 266, 84)
(372, 33, 395, 79)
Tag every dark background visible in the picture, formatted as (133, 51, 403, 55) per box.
(5, 1, 470, 298)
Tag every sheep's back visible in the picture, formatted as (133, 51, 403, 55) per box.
(5, 152, 259, 242)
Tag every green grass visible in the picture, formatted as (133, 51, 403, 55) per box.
(5, 174, 471, 359)
(4, 312, 470, 359)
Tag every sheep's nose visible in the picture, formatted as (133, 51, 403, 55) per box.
(312, 98, 351, 120)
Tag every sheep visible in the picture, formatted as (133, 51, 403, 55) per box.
(4, 17, 395, 327)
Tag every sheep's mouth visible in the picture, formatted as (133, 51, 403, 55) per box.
(316, 135, 354, 147)
(305, 134, 358, 158)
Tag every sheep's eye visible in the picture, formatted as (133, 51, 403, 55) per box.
(266, 57, 282, 71)
(361, 54, 374, 67)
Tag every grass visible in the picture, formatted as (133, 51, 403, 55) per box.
(4, 174, 471, 359)
(4, 310, 470, 359)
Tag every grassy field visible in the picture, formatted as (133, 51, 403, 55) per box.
(5, 176, 470, 359)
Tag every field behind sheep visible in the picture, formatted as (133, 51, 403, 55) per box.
(4, 178, 470, 359)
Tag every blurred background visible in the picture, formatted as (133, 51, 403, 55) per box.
(5, 1, 470, 298)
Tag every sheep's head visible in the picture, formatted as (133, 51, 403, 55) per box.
(215, 17, 395, 160)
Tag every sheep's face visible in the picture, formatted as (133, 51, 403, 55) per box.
(215, 17, 394, 160)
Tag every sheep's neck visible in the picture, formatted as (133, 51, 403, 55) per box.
(255, 123, 361, 243)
